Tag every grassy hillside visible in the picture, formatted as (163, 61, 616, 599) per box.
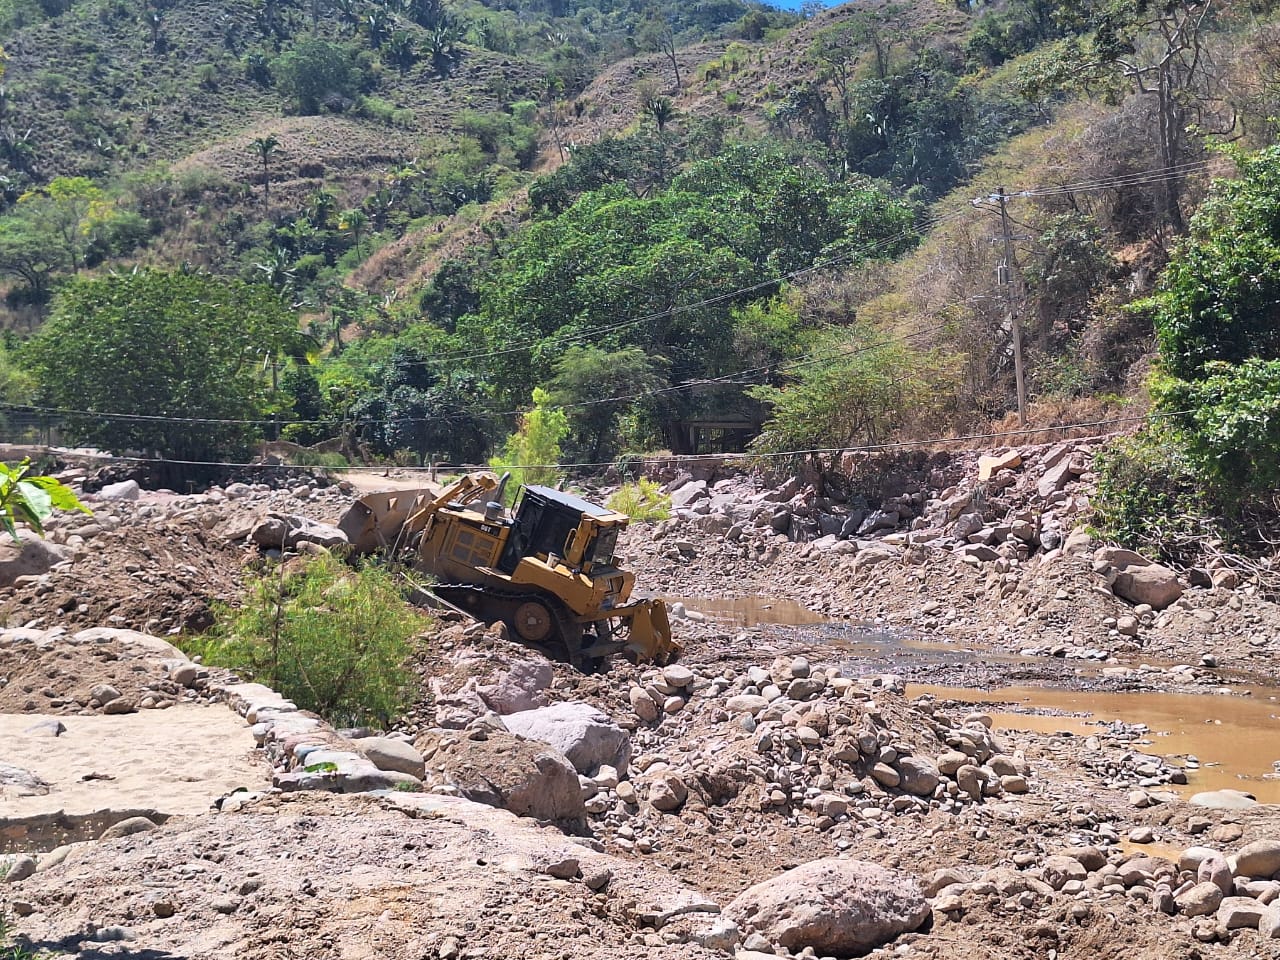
(5, 0, 1280, 538)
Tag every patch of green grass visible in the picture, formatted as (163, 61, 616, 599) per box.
(605, 478, 671, 522)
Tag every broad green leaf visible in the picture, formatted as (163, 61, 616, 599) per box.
(23, 475, 92, 514)
(16, 480, 53, 524)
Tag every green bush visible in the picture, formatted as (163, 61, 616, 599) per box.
(490, 387, 568, 502)
(1156, 359, 1280, 506)
(1092, 429, 1208, 566)
(605, 478, 670, 522)
(192, 554, 426, 727)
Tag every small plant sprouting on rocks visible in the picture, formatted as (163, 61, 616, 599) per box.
(605, 479, 670, 523)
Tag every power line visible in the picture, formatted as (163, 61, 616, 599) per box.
(41, 408, 1186, 475)
(297, 212, 957, 372)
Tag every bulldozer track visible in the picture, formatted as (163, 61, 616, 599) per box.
(426, 582, 604, 670)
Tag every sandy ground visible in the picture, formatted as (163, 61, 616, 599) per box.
(0, 704, 266, 817)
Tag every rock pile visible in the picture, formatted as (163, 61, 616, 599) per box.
(0, 626, 218, 714)
(930, 838, 1280, 945)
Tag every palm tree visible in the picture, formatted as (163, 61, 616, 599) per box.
(643, 96, 676, 133)
(250, 134, 279, 203)
(340, 208, 368, 256)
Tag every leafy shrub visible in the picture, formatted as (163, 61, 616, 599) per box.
(490, 387, 567, 502)
(1147, 145, 1280, 380)
(194, 554, 426, 728)
(273, 39, 360, 115)
(1092, 429, 1208, 566)
(1155, 359, 1280, 507)
(605, 478, 670, 522)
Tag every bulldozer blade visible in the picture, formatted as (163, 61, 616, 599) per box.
(623, 599, 678, 664)
(337, 489, 434, 556)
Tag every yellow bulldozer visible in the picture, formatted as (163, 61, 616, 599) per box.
(339, 472, 678, 668)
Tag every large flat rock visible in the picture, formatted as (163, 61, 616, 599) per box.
(0, 705, 265, 851)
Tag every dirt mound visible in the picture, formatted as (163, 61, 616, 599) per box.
(0, 627, 211, 714)
(6, 792, 723, 960)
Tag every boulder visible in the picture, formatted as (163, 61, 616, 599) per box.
(1263, 905, 1280, 939)
(724, 858, 931, 955)
(1037, 460, 1074, 498)
(250, 514, 349, 551)
(503, 701, 630, 776)
(1188, 790, 1259, 811)
(2, 854, 36, 883)
(955, 764, 987, 800)
(353, 737, 426, 779)
(1041, 856, 1088, 891)
(1179, 847, 1224, 873)
(629, 686, 660, 722)
(0, 537, 71, 587)
(1218, 897, 1267, 930)
(99, 816, 158, 841)
(1198, 854, 1233, 896)
(648, 772, 688, 812)
(23, 718, 66, 738)
(978, 450, 1022, 482)
(1111, 562, 1183, 610)
(0, 763, 50, 797)
(726, 695, 770, 716)
(477, 658, 554, 715)
(415, 730, 584, 825)
(1231, 840, 1280, 880)
(895, 757, 940, 797)
(1176, 882, 1224, 918)
(98, 479, 141, 501)
(670, 481, 709, 509)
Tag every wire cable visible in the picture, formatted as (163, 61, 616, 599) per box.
(35, 408, 1187, 475)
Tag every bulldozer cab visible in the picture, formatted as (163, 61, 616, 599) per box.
(498, 485, 623, 574)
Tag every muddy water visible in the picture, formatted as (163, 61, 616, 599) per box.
(912, 683, 1280, 803)
(669, 596, 830, 627)
(676, 596, 1280, 802)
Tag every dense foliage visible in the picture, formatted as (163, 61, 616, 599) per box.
(1096, 146, 1280, 557)
(27, 269, 297, 461)
(0, 0, 1278, 490)
(197, 554, 425, 727)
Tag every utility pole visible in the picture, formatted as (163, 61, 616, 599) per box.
(995, 186, 1028, 427)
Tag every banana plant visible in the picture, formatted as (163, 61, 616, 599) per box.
(0, 459, 91, 540)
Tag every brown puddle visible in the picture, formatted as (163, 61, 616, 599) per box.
(668, 596, 830, 627)
(910, 683, 1280, 804)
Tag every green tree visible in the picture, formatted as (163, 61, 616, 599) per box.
(546, 345, 669, 462)
(273, 39, 357, 115)
(0, 207, 61, 303)
(749, 328, 957, 454)
(20, 176, 106, 271)
(1148, 146, 1280, 381)
(251, 134, 280, 203)
(340, 208, 367, 255)
(1097, 145, 1280, 554)
(350, 347, 489, 465)
(28, 270, 296, 462)
(643, 95, 676, 134)
(490, 387, 568, 496)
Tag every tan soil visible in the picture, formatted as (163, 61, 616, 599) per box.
(5, 457, 1280, 959)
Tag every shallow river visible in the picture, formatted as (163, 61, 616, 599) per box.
(675, 595, 1280, 804)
